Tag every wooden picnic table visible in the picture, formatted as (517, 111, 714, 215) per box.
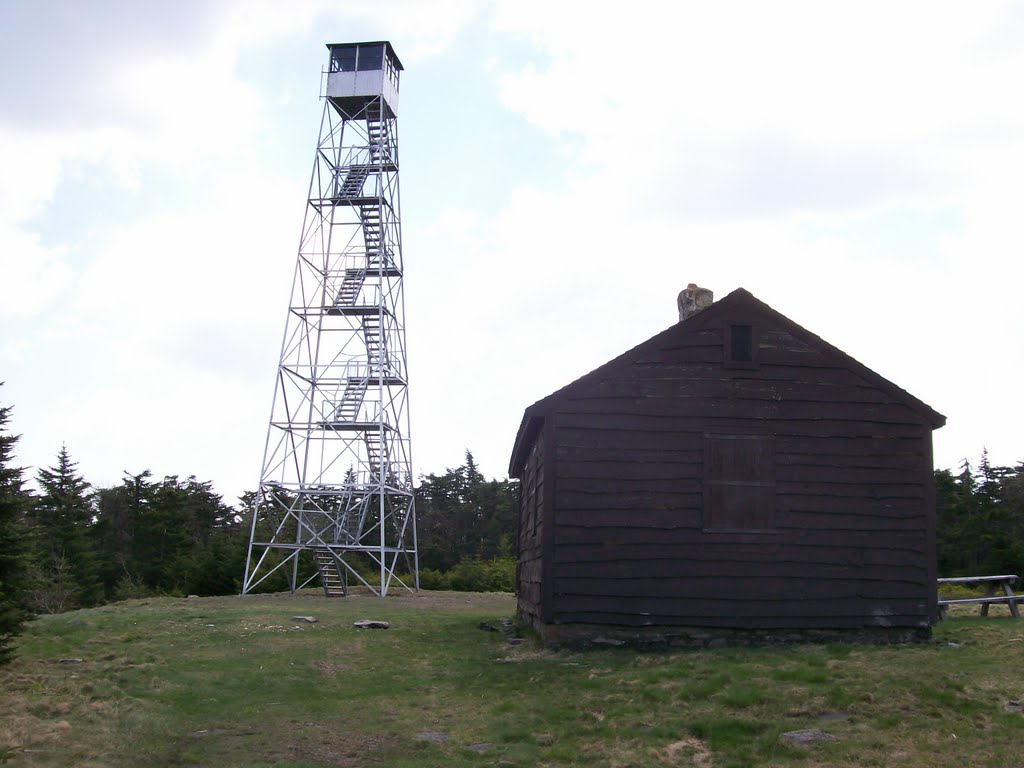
(937, 574, 1021, 619)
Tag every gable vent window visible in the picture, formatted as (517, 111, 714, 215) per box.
(729, 324, 754, 363)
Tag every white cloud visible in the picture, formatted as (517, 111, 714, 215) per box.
(0, 222, 74, 318)
(411, 1, 1024, 476)
(0, 131, 64, 222)
(4, 0, 1022, 505)
(1, 0, 490, 500)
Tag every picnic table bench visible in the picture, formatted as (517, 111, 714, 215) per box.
(937, 574, 1021, 619)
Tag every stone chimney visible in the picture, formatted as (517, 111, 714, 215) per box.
(677, 283, 713, 321)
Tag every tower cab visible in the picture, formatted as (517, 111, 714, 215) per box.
(325, 41, 403, 118)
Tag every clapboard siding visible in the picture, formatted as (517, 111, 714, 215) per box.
(557, 569, 933, 593)
(553, 612, 928, 630)
(552, 531, 928, 558)
(510, 288, 943, 638)
(552, 577, 930, 600)
(561, 396, 924, 425)
(555, 413, 928, 437)
(553, 502, 925, 527)
(554, 595, 928, 619)
(556, 426, 923, 456)
(558, 457, 925, 486)
(551, 558, 929, 584)
(515, 433, 544, 627)
(582, 377, 907, 405)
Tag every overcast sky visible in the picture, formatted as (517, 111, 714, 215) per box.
(2, 0, 1022, 505)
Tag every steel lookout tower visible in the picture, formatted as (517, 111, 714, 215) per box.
(243, 41, 417, 597)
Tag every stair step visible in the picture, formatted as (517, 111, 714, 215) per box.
(334, 267, 367, 307)
(335, 165, 374, 198)
(313, 548, 347, 597)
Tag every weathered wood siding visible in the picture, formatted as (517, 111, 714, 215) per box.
(546, 310, 936, 630)
(516, 432, 545, 627)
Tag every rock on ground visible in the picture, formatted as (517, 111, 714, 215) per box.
(780, 729, 836, 746)
(353, 620, 390, 629)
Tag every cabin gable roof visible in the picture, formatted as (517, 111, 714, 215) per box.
(509, 287, 945, 476)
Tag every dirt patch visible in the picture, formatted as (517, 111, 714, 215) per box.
(0, 710, 74, 755)
(311, 659, 346, 676)
(286, 729, 399, 766)
(496, 647, 550, 663)
(165, 722, 399, 767)
(663, 737, 713, 767)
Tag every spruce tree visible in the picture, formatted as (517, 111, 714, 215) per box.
(0, 391, 30, 663)
(29, 446, 104, 611)
(415, 451, 517, 570)
(91, 471, 152, 598)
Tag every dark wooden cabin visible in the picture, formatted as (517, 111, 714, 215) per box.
(509, 287, 945, 646)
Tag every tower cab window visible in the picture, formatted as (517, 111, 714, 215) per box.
(331, 47, 356, 72)
(331, 44, 385, 73)
(357, 45, 384, 70)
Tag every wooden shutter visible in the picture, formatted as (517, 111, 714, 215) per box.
(703, 435, 775, 531)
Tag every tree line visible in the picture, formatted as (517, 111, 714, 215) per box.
(936, 452, 1024, 577)
(4, 381, 1024, 663)
(0, 387, 517, 662)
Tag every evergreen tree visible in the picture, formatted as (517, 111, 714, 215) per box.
(415, 450, 517, 571)
(141, 474, 242, 594)
(0, 390, 30, 663)
(27, 446, 104, 611)
(936, 454, 1024, 576)
(91, 471, 152, 598)
(93, 472, 247, 597)
(133, 475, 193, 591)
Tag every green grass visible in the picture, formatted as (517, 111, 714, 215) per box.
(2, 594, 1024, 767)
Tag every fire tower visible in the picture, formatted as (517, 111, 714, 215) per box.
(243, 42, 417, 597)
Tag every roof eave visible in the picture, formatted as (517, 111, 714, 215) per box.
(508, 412, 544, 478)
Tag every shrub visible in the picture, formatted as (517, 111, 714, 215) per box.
(431, 557, 515, 593)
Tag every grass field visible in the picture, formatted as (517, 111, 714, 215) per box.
(2, 591, 1024, 767)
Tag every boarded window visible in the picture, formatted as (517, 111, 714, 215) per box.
(703, 435, 775, 531)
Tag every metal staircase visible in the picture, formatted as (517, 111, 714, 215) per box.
(313, 547, 347, 597)
(332, 378, 368, 422)
(335, 268, 366, 307)
(365, 435, 385, 482)
(336, 164, 371, 199)
(359, 204, 386, 268)
(339, 488, 365, 542)
(362, 315, 383, 370)
(366, 102, 390, 164)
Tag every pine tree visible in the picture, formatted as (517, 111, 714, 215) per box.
(28, 446, 104, 611)
(415, 451, 517, 570)
(89, 471, 246, 597)
(936, 454, 1024, 576)
(0, 390, 30, 663)
(91, 471, 152, 598)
